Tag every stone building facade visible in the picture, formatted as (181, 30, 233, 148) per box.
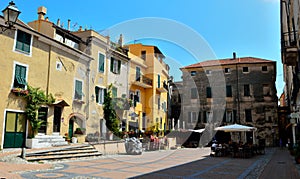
(180, 55, 278, 146)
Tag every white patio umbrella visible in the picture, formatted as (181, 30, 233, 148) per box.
(188, 128, 206, 133)
(214, 124, 257, 144)
(214, 124, 256, 132)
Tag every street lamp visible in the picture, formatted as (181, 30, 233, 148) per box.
(0, 1, 21, 32)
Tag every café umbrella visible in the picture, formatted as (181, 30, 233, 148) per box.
(214, 124, 257, 144)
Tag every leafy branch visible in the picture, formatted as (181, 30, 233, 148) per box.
(24, 85, 55, 137)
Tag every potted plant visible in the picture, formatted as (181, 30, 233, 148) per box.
(74, 128, 86, 135)
(74, 128, 86, 143)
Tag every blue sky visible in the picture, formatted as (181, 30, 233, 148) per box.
(1, 0, 281, 94)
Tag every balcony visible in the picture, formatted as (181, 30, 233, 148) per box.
(133, 75, 153, 88)
(282, 31, 298, 66)
(157, 81, 168, 93)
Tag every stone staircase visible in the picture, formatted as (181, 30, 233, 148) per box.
(26, 133, 68, 149)
(25, 144, 102, 162)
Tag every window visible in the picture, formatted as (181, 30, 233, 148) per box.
(188, 112, 197, 123)
(98, 53, 105, 73)
(95, 86, 106, 104)
(158, 96, 161, 110)
(262, 66, 268, 72)
(191, 71, 196, 76)
(225, 68, 231, 74)
(162, 101, 167, 112)
(157, 74, 161, 88)
(243, 67, 249, 73)
(205, 70, 211, 75)
(206, 111, 212, 123)
(110, 57, 121, 74)
(245, 109, 252, 122)
(160, 117, 162, 129)
(191, 88, 198, 99)
(112, 86, 117, 98)
(206, 87, 212, 98)
(226, 85, 232, 97)
(263, 84, 270, 96)
(74, 80, 83, 100)
(13, 64, 27, 89)
(136, 67, 141, 81)
(244, 84, 250, 96)
(203, 111, 207, 123)
(15, 30, 32, 54)
(141, 50, 146, 60)
(226, 110, 233, 123)
(135, 90, 140, 103)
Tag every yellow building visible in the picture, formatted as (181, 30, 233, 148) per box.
(125, 44, 170, 136)
(73, 32, 131, 140)
(0, 6, 93, 149)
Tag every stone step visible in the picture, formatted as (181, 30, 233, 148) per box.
(26, 148, 98, 157)
(25, 144, 101, 162)
(26, 152, 102, 162)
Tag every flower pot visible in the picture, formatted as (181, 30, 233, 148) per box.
(72, 137, 78, 143)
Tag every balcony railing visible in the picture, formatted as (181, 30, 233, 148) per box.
(133, 75, 153, 88)
(282, 31, 298, 66)
(157, 81, 168, 93)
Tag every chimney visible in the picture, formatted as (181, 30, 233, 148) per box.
(37, 6, 47, 20)
(67, 19, 71, 30)
(78, 26, 83, 32)
(118, 34, 123, 47)
(45, 17, 49, 21)
(57, 19, 60, 26)
(233, 52, 236, 60)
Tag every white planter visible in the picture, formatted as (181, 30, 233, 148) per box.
(72, 137, 78, 143)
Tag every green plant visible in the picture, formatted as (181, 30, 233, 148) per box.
(74, 127, 86, 134)
(24, 85, 55, 138)
(103, 84, 120, 135)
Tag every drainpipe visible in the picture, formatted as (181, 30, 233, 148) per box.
(46, 45, 52, 95)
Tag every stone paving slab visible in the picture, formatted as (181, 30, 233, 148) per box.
(1, 147, 299, 179)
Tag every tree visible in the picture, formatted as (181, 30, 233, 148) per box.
(24, 85, 55, 138)
(103, 84, 120, 136)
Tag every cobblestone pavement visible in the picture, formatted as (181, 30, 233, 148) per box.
(1, 147, 300, 179)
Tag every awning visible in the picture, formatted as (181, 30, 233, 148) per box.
(52, 100, 70, 107)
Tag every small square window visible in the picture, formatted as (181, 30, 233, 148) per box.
(243, 67, 249, 73)
(225, 68, 231, 74)
(205, 70, 211, 75)
(262, 66, 268, 72)
(191, 71, 196, 76)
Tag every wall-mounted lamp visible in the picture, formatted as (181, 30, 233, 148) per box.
(91, 94, 95, 101)
(0, 1, 21, 33)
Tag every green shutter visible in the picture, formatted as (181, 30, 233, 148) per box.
(136, 67, 141, 81)
(16, 30, 31, 53)
(117, 60, 121, 74)
(15, 65, 27, 87)
(95, 86, 99, 103)
(98, 53, 105, 73)
(110, 58, 114, 72)
(112, 87, 117, 98)
(75, 80, 83, 99)
(157, 74, 161, 88)
(20, 66, 27, 85)
(206, 87, 212, 98)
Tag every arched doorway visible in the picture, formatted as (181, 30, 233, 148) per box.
(68, 117, 75, 139)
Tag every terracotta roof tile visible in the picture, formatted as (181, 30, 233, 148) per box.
(182, 57, 275, 69)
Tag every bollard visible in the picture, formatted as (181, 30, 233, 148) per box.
(21, 147, 26, 159)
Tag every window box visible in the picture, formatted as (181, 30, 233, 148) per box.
(11, 88, 28, 96)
